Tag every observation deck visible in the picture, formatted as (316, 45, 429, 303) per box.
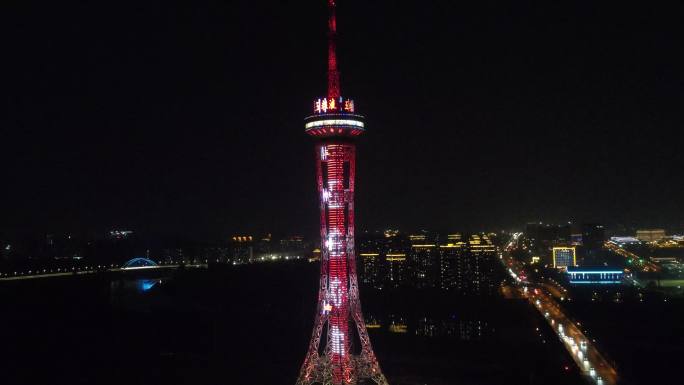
(305, 96, 365, 139)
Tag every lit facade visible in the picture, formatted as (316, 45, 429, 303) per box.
(567, 267, 623, 284)
(552, 247, 577, 268)
(409, 234, 439, 288)
(358, 232, 410, 288)
(356, 232, 500, 295)
(439, 234, 499, 295)
(439, 234, 466, 291)
(636, 229, 666, 242)
(386, 253, 408, 286)
(231, 235, 254, 264)
(609, 236, 640, 245)
(359, 252, 381, 287)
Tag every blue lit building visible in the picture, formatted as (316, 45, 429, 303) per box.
(566, 266, 623, 284)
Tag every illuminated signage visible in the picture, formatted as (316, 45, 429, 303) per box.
(314, 97, 355, 114)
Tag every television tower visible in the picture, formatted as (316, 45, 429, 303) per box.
(296, 1, 388, 385)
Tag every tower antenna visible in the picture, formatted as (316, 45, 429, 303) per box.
(327, 0, 340, 99)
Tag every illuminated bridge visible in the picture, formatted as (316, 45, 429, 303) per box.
(121, 257, 159, 270)
(0, 257, 205, 281)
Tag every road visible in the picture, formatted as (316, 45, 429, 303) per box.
(539, 281, 568, 300)
(501, 238, 618, 385)
(528, 286, 617, 385)
(0, 264, 204, 281)
(605, 241, 660, 273)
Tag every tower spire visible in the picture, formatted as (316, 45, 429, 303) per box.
(327, 0, 340, 99)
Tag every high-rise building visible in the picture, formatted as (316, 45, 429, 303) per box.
(439, 234, 467, 291)
(296, 2, 387, 385)
(409, 233, 439, 288)
(253, 234, 273, 255)
(439, 233, 499, 295)
(526, 223, 571, 243)
(383, 232, 410, 288)
(280, 235, 306, 252)
(359, 251, 381, 287)
(467, 234, 499, 294)
(582, 223, 606, 250)
(356, 232, 501, 294)
(358, 233, 384, 287)
(358, 231, 411, 289)
(231, 235, 254, 264)
(552, 247, 577, 269)
(386, 252, 408, 286)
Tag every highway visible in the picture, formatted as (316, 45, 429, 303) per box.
(528, 286, 617, 385)
(501, 234, 618, 385)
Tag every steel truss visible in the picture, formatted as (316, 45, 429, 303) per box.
(297, 143, 388, 385)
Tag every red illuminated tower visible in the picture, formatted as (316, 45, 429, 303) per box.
(296, 1, 388, 385)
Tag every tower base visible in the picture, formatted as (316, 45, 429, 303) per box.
(296, 352, 389, 385)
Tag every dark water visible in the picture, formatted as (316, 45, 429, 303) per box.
(1, 263, 580, 385)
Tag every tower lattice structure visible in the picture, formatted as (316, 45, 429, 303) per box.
(297, 2, 388, 385)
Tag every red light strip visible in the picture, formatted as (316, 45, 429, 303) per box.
(324, 144, 350, 382)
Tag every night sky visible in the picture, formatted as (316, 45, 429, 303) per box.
(3, 0, 683, 240)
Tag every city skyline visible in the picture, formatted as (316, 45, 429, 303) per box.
(3, 1, 683, 240)
(3, 2, 684, 385)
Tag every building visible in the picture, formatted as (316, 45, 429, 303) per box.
(552, 247, 576, 268)
(438, 233, 500, 295)
(386, 252, 408, 286)
(358, 233, 384, 287)
(254, 234, 273, 254)
(231, 235, 254, 264)
(279, 235, 306, 252)
(526, 223, 572, 244)
(409, 233, 439, 288)
(357, 231, 410, 288)
(383, 233, 410, 288)
(526, 222, 573, 264)
(609, 236, 640, 245)
(582, 223, 605, 250)
(356, 231, 501, 294)
(359, 251, 381, 287)
(566, 266, 623, 284)
(570, 232, 583, 246)
(439, 234, 467, 291)
(636, 229, 666, 242)
(467, 234, 499, 294)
